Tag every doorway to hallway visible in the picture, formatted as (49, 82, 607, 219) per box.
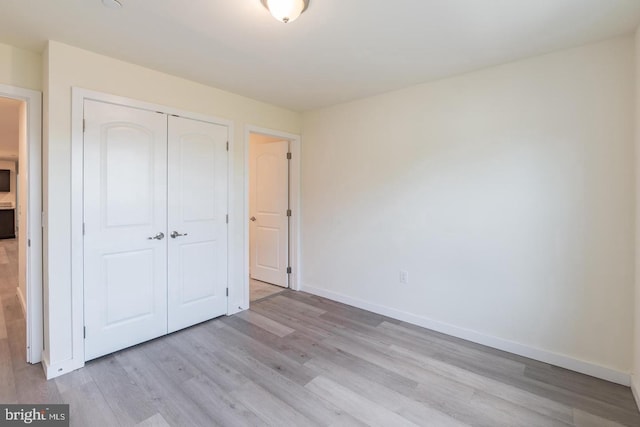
(249, 134, 290, 289)
(245, 127, 301, 308)
(0, 87, 42, 366)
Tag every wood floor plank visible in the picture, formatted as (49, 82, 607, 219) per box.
(270, 295, 327, 316)
(5, 317, 28, 373)
(86, 354, 158, 425)
(60, 379, 119, 427)
(165, 327, 251, 393)
(320, 331, 563, 427)
(139, 335, 201, 385)
(251, 300, 334, 340)
(502, 376, 640, 427)
(180, 374, 267, 427)
(388, 343, 576, 424)
(305, 375, 419, 427)
(524, 363, 639, 412)
(468, 389, 572, 427)
(0, 246, 9, 264)
(136, 413, 172, 427)
(321, 310, 640, 426)
(1, 294, 23, 323)
(13, 363, 62, 404)
(0, 337, 17, 403)
(249, 279, 285, 302)
(284, 291, 401, 325)
(221, 315, 311, 365)
(53, 366, 93, 395)
(0, 298, 8, 339)
(380, 317, 542, 365)
(413, 381, 551, 427)
(572, 408, 627, 427)
(320, 307, 385, 328)
(258, 297, 394, 351)
(0, 235, 637, 427)
(377, 320, 527, 376)
(237, 310, 295, 337)
(215, 344, 361, 426)
(287, 330, 420, 395)
(116, 346, 220, 427)
(305, 355, 469, 427)
(206, 321, 317, 386)
(323, 323, 640, 426)
(258, 298, 344, 332)
(231, 381, 316, 426)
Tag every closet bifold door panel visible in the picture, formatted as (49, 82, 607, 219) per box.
(83, 99, 229, 361)
(167, 116, 228, 333)
(83, 100, 169, 361)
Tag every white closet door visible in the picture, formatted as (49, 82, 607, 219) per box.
(250, 140, 289, 287)
(83, 100, 168, 361)
(167, 116, 228, 333)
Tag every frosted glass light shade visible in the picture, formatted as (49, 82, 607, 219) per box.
(264, 0, 308, 23)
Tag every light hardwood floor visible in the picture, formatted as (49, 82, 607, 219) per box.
(1, 238, 639, 426)
(250, 278, 285, 302)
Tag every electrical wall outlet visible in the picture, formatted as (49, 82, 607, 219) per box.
(400, 270, 409, 284)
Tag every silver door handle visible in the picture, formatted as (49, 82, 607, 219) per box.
(250, 217, 256, 222)
(148, 232, 165, 240)
(170, 231, 188, 239)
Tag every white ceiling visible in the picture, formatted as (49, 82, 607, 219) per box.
(0, 0, 639, 111)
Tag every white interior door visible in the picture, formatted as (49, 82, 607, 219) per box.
(167, 116, 228, 333)
(250, 140, 289, 287)
(83, 100, 168, 361)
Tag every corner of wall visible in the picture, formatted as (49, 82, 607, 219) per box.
(15, 286, 26, 316)
(635, 24, 640, 412)
(41, 41, 51, 366)
(632, 374, 640, 411)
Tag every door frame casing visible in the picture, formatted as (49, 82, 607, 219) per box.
(244, 126, 301, 309)
(0, 83, 43, 365)
(67, 88, 233, 378)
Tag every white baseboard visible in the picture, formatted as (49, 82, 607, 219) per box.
(301, 284, 631, 386)
(42, 352, 84, 380)
(16, 286, 26, 316)
(632, 375, 640, 411)
(41, 353, 51, 378)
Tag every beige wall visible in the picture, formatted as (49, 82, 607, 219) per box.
(634, 27, 640, 405)
(43, 41, 301, 369)
(302, 36, 635, 379)
(0, 42, 42, 91)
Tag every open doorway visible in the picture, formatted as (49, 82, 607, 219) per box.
(248, 133, 290, 302)
(0, 85, 42, 366)
(244, 125, 301, 310)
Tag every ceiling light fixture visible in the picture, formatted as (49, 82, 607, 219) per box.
(261, 0, 309, 24)
(101, 0, 122, 9)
